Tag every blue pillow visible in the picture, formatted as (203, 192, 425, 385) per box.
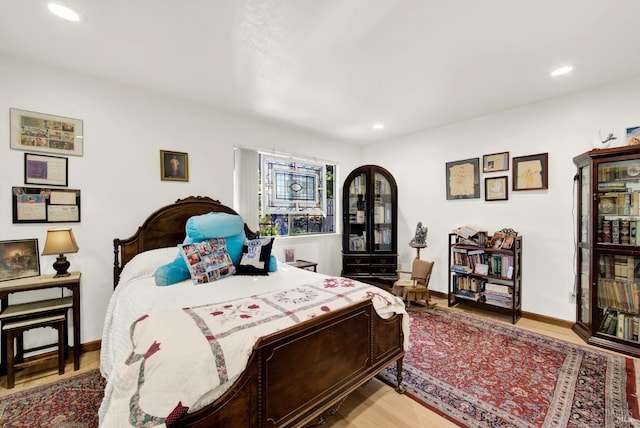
(155, 212, 246, 286)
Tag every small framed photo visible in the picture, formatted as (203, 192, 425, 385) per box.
(10, 108, 83, 156)
(627, 126, 640, 146)
(445, 157, 480, 200)
(160, 150, 189, 182)
(483, 152, 509, 173)
(484, 176, 508, 201)
(24, 153, 68, 187)
(284, 248, 295, 263)
(512, 153, 548, 191)
(0, 239, 40, 282)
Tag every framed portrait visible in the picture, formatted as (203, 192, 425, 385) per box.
(24, 153, 68, 187)
(12, 187, 81, 223)
(160, 150, 189, 182)
(446, 157, 480, 200)
(10, 108, 83, 156)
(512, 153, 549, 191)
(0, 239, 40, 282)
(482, 151, 509, 173)
(484, 176, 508, 201)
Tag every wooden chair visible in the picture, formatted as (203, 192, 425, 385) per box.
(391, 259, 436, 311)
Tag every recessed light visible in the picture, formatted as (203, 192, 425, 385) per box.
(372, 123, 385, 130)
(550, 65, 574, 77)
(48, 3, 80, 22)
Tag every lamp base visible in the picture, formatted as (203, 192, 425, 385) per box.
(52, 255, 71, 278)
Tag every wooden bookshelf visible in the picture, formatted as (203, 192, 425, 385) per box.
(447, 232, 522, 324)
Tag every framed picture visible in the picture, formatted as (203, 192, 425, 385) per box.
(627, 126, 640, 146)
(484, 176, 508, 201)
(0, 239, 40, 282)
(284, 248, 295, 263)
(482, 152, 509, 173)
(512, 153, 549, 191)
(10, 108, 83, 156)
(24, 153, 68, 187)
(12, 187, 81, 223)
(446, 157, 480, 200)
(160, 150, 189, 181)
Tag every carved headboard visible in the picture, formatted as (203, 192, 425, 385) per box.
(112, 196, 257, 287)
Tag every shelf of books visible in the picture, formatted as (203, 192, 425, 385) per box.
(448, 231, 522, 324)
(596, 254, 640, 342)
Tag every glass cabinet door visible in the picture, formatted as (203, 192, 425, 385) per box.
(373, 171, 393, 252)
(346, 172, 367, 252)
(596, 253, 640, 341)
(597, 159, 640, 245)
(577, 164, 591, 327)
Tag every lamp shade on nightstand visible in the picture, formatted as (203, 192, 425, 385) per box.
(42, 228, 79, 277)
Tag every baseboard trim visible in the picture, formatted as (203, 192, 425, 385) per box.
(81, 340, 101, 352)
(430, 290, 573, 330)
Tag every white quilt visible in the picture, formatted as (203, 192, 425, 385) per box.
(99, 251, 409, 427)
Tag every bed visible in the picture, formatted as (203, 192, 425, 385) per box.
(100, 196, 407, 427)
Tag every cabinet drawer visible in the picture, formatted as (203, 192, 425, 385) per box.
(370, 255, 396, 267)
(370, 265, 396, 275)
(343, 256, 371, 266)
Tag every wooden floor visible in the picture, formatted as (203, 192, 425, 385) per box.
(0, 295, 635, 426)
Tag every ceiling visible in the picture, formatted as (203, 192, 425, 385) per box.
(1, 1, 640, 143)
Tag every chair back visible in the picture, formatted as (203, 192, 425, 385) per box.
(411, 259, 434, 286)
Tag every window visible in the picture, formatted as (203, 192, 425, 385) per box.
(259, 153, 335, 237)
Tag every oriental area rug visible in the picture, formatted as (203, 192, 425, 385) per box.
(378, 307, 640, 428)
(0, 369, 105, 427)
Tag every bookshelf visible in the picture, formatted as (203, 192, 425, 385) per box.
(342, 165, 398, 285)
(447, 232, 522, 324)
(573, 145, 640, 357)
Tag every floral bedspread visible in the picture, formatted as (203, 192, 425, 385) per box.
(99, 277, 408, 427)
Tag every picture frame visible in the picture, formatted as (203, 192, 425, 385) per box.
(484, 176, 508, 201)
(24, 153, 68, 187)
(512, 153, 549, 191)
(12, 186, 81, 223)
(160, 150, 189, 182)
(482, 151, 509, 173)
(445, 157, 480, 200)
(627, 126, 640, 146)
(0, 239, 40, 282)
(284, 248, 295, 263)
(10, 108, 83, 156)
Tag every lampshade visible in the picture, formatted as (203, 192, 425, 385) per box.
(42, 228, 79, 277)
(42, 228, 79, 255)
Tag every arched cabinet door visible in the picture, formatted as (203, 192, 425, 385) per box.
(342, 164, 397, 286)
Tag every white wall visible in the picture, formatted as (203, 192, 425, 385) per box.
(0, 53, 363, 346)
(364, 76, 640, 321)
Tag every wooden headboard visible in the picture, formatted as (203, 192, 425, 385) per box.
(113, 196, 257, 287)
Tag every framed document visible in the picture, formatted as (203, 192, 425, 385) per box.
(24, 153, 68, 187)
(483, 152, 509, 173)
(513, 153, 549, 191)
(446, 158, 480, 200)
(12, 186, 81, 223)
(485, 176, 508, 201)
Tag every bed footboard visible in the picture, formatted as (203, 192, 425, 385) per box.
(175, 299, 404, 427)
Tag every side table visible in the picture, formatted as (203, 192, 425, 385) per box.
(0, 272, 81, 375)
(290, 260, 318, 272)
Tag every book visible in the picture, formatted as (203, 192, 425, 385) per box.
(453, 225, 481, 239)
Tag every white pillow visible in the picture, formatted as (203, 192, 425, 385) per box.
(118, 247, 179, 285)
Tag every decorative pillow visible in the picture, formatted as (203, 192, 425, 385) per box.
(154, 212, 246, 286)
(179, 238, 236, 284)
(236, 237, 275, 275)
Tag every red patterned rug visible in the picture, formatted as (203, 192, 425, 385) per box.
(0, 369, 105, 427)
(378, 307, 640, 427)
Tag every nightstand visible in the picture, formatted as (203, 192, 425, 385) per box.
(290, 260, 318, 272)
(0, 272, 81, 375)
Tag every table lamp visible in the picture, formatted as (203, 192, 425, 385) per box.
(42, 228, 79, 277)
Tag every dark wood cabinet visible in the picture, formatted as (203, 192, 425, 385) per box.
(342, 165, 398, 284)
(573, 145, 640, 357)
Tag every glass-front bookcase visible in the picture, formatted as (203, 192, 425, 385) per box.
(342, 165, 398, 285)
(574, 145, 640, 357)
